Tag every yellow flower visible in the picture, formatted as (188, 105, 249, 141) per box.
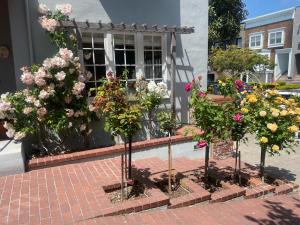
(253, 86, 257, 89)
(241, 108, 249, 114)
(295, 108, 300, 115)
(288, 125, 299, 133)
(218, 80, 223, 84)
(260, 137, 268, 144)
(296, 116, 300, 123)
(288, 110, 296, 115)
(267, 123, 278, 133)
(288, 98, 296, 103)
(248, 97, 257, 103)
(272, 111, 279, 117)
(267, 90, 278, 96)
(222, 83, 226, 87)
(259, 111, 267, 117)
(280, 110, 288, 116)
(272, 145, 280, 152)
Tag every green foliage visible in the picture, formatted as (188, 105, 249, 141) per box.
(157, 112, 176, 134)
(217, 76, 237, 97)
(209, 0, 248, 47)
(276, 84, 300, 90)
(93, 77, 142, 138)
(210, 46, 275, 77)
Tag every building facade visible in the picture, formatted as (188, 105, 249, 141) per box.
(1, 0, 208, 127)
(242, 7, 300, 82)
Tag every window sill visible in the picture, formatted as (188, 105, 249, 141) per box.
(249, 47, 263, 50)
(268, 44, 284, 48)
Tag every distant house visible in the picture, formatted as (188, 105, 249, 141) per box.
(0, 0, 208, 128)
(242, 7, 300, 83)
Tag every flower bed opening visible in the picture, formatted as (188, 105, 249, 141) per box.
(105, 181, 151, 204)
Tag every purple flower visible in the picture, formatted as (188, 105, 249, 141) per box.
(235, 80, 244, 90)
(233, 113, 243, 123)
(185, 83, 192, 92)
(197, 140, 208, 148)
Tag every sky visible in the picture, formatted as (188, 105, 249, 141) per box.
(244, 0, 300, 19)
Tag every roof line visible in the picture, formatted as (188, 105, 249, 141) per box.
(243, 7, 296, 22)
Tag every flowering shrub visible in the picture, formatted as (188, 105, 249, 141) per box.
(38, 3, 76, 48)
(136, 77, 168, 113)
(217, 76, 244, 97)
(0, 3, 95, 156)
(241, 89, 300, 154)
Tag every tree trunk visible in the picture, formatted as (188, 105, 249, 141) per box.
(234, 140, 239, 176)
(260, 146, 267, 182)
(128, 136, 132, 179)
(168, 132, 172, 194)
(204, 145, 210, 182)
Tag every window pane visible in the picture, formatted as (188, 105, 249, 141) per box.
(93, 33, 104, 48)
(116, 66, 126, 78)
(154, 51, 162, 64)
(85, 66, 95, 80)
(95, 66, 106, 81)
(115, 50, 125, 65)
(144, 36, 152, 50)
(126, 51, 135, 65)
(255, 36, 261, 46)
(276, 32, 282, 44)
(154, 66, 162, 79)
(94, 50, 105, 64)
(145, 66, 153, 79)
(126, 66, 136, 80)
(270, 33, 276, 45)
(125, 35, 135, 49)
(114, 34, 124, 49)
(83, 50, 93, 64)
(144, 51, 153, 64)
(153, 36, 162, 50)
(82, 32, 92, 48)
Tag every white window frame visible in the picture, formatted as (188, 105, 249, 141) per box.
(249, 32, 263, 49)
(268, 28, 285, 48)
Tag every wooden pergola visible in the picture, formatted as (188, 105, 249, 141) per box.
(59, 20, 195, 120)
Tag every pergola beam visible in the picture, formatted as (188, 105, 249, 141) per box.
(59, 20, 194, 34)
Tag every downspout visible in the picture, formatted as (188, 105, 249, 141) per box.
(25, 0, 34, 64)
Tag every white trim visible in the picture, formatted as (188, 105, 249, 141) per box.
(268, 28, 285, 48)
(249, 32, 264, 49)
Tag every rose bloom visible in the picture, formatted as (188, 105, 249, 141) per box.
(197, 91, 207, 98)
(64, 96, 72, 104)
(51, 56, 68, 68)
(267, 123, 278, 133)
(260, 137, 268, 144)
(55, 3, 72, 16)
(55, 71, 66, 81)
(65, 109, 74, 117)
(34, 76, 46, 87)
(196, 140, 207, 148)
(234, 80, 244, 90)
(272, 111, 279, 118)
(59, 48, 73, 61)
(6, 128, 15, 138)
(38, 90, 50, 99)
(34, 100, 41, 107)
(80, 124, 86, 131)
(233, 113, 243, 122)
(72, 82, 85, 96)
(295, 108, 300, 115)
(272, 145, 280, 152)
(280, 110, 288, 116)
(37, 107, 47, 117)
(259, 111, 267, 117)
(185, 83, 192, 92)
(23, 107, 33, 115)
(288, 125, 299, 133)
(21, 72, 34, 85)
(14, 131, 26, 141)
(89, 104, 96, 112)
(39, 16, 58, 32)
(241, 108, 249, 114)
(38, 3, 49, 14)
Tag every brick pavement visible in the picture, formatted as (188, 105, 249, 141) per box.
(0, 155, 299, 225)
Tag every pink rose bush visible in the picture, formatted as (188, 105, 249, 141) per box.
(0, 3, 95, 155)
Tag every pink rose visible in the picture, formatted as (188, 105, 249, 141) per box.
(233, 113, 243, 123)
(185, 83, 192, 92)
(197, 140, 208, 148)
(235, 80, 244, 90)
(197, 91, 207, 98)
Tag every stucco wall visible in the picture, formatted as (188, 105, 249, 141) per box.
(26, 0, 208, 123)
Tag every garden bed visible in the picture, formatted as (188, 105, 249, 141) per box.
(105, 181, 151, 204)
(155, 178, 193, 199)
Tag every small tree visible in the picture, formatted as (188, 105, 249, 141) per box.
(187, 77, 231, 182)
(157, 111, 176, 193)
(92, 75, 142, 179)
(209, 0, 248, 48)
(210, 46, 274, 79)
(241, 89, 300, 180)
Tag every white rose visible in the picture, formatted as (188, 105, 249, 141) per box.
(80, 124, 86, 131)
(65, 109, 74, 117)
(6, 128, 15, 138)
(38, 90, 50, 99)
(21, 72, 34, 85)
(55, 71, 66, 81)
(38, 3, 49, 14)
(55, 4, 72, 16)
(23, 107, 33, 115)
(147, 81, 157, 93)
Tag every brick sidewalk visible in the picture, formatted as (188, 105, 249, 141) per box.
(81, 194, 300, 225)
(0, 155, 298, 225)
